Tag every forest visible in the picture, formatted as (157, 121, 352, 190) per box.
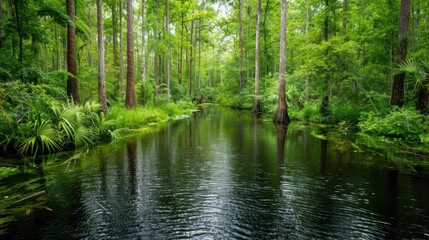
(0, 0, 429, 157)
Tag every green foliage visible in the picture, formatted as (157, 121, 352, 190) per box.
(218, 91, 253, 109)
(0, 81, 117, 156)
(330, 99, 365, 125)
(358, 108, 428, 141)
(290, 102, 321, 123)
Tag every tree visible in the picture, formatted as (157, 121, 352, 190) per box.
(111, 2, 118, 95)
(119, 0, 125, 94)
(320, 0, 331, 117)
(238, 0, 244, 90)
(66, 0, 80, 104)
(304, 0, 310, 102)
(189, 19, 194, 96)
(97, 0, 107, 115)
(273, 0, 290, 125)
(165, 0, 171, 102)
(141, 0, 146, 82)
(252, 0, 262, 113)
(125, 0, 136, 108)
(391, 0, 411, 107)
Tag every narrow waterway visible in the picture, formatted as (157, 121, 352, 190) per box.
(1, 106, 429, 239)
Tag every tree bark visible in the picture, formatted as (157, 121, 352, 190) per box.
(56, 30, 61, 70)
(154, 53, 158, 98)
(112, 3, 118, 94)
(273, 0, 290, 125)
(178, 11, 185, 85)
(66, 0, 80, 104)
(416, 83, 429, 115)
(263, 0, 270, 74)
(305, 0, 309, 102)
(238, 0, 244, 90)
(189, 20, 194, 97)
(198, 19, 202, 96)
(166, 0, 171, 102)
(320, 0, 331, 116)
(141, 0, 146, 82)
(390, 0, 411, 107)
(119, 0, 125, 94)
(13, 0, 23, 63)
(125, 0, 136, 108)
(97, 0, 108, 115)
(87, 7, 93, 67)
(252, 0, 262, 113)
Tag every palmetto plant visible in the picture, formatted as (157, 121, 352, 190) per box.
(16, 120, 62, 156)
(1, 88, 118, 156)
(51, 100, 102, 148)
(397, 59, 429, 114)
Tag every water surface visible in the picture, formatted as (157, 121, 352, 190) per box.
(2, 106, 429, 239)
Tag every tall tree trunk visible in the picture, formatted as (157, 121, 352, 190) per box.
(263, 0, 270, 74)
(391, 0, 411, 107)
(97, 0, 108, 115)
(189, 20, 194, 97)
(320, 0, 331, 116)
(273, 0, 290, 125)
(87, 7, 93, 67)
(246, 4, 250, 82)
(198, 19, 202, 95)
(252, 0, 262, 113)
(112, 3, 118, 94)
(141, 0, 146, 82)
(13, 0, 22, 63)
(238, 0, 244, 90)
(56, 30, 61, 70)
(304, 0, 309, 102)
(63, 36, 67, 69)
(213, 46, 216, 87)
(66, 0, 80, 104)
(154, 54, 158, 98)
(119, 0, 125, 94)
(125, 0, 136, 108)
(416, 82, 429, 115)
(178, 12, 184, 85)
(165, 0, 171, 102)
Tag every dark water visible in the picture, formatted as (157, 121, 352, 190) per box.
(2, 106, 429, 239)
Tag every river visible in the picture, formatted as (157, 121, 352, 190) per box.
(1, 106, 428, 239)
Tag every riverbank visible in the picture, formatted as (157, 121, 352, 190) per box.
(0, 97, 198, 160)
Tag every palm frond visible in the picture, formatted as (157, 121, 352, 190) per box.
(73, 125, 95, 147)
(17, 120, 61, 156)
(398, 59, 425, 90)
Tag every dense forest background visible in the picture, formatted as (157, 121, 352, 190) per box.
(0, 0, 428, 156)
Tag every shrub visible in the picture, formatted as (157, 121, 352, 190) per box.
(358, 107, 428, 141)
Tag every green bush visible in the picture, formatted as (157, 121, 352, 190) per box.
(331, 101, 364, 125)
(358, 107, 428, 141)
